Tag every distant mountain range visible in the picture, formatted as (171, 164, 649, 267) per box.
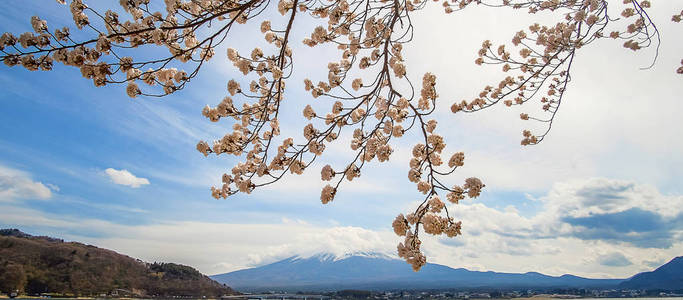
(3, 228, 680, 295)
(211, 252, 683, 292)
(0, 229, 236, 297)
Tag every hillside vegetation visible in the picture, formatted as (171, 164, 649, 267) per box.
(0, 229, 236, 297)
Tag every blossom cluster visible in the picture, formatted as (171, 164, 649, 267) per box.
(0, 0, 672, 272)
(448, 0, 662, 145)
(2, 0, 264, 97)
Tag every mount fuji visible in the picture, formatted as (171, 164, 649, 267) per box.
(210, 252, 624, 292)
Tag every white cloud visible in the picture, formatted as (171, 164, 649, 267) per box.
(0, 165, 53, 201)
(0, 204, 394, 275)
(415, 177, 683, 277)
(541, 178, 683, 219)
(1, 177, 682, 280)
(0, 0, 681, 283)
(104, 168, 150, 188)
(45, 183, 60, 192)
(534, 179, 683, 248)
(595, 252, 633, 267)
(440, 178, 683, 250)
(395, 2, 683, 194)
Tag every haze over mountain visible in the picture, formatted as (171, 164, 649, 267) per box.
(211, 252, 625, 292)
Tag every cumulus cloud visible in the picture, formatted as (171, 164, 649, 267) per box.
(415, 177, 683, 277)
(563, 208, 680, 248)
(539, 178, 683, 248)
(260, 226, 394, 260)
(445, 178, 683, 250)
(596, 252, 633, 267)
(1, 177, 681, 278)
(0, 205, 395, 275)
(0, 165, 54, 201)
(542, 178, 683, 218)
(392, 1, 683, 196)
(452, 178, 683, 249)
(104, 168, 150, 188)
(643, 257, 668, 268)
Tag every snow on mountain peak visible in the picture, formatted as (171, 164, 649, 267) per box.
(295, 251, 395, 262)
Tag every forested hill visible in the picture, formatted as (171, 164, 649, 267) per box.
(0, 229, 236, 297)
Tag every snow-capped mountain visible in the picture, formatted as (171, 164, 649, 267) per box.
(292, 251, 394, 262)
(210, 252, 624, 292)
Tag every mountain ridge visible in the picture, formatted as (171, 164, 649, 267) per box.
(618, 256, 683, 290)
(211, 252, 625, 292)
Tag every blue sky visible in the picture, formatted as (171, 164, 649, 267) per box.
(1, 0, 682, 278)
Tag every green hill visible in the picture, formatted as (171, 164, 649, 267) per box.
(0, 229, 236, 297)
